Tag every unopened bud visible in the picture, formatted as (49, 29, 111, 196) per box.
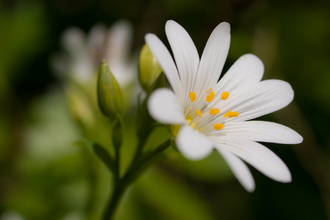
(97, 60, 123, 119)
(138, 44, 162, 92)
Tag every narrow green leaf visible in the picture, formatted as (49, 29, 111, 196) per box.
(92, 144, 115, 173)
(68, 139, 115, 173)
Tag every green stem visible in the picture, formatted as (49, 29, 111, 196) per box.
(102, 183, 126, 220)
(113, 148, 120, 184)
(112, 116, 123, 184)
(128, 139, 145, 169)
(102, 139, 171, 220)
(123, 139, 171, 185)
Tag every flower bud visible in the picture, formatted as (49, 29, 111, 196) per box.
(138, 44, 162, 92)
(97, 60, 123, 119)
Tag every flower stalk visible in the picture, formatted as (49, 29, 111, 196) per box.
(102, 139, 171, 220)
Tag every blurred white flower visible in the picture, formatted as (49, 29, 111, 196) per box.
(52, 20, 136, 86)
(0, 211, 25, 220)
(146, 20, 303, 192)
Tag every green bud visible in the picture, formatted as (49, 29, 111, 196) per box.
(138, 44, 162, 92)
(97, 60, 123, 119)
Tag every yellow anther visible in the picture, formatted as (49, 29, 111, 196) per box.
(213, 123, 224, 130)
(223, 110, 239, 118)
(195, 109, 202, 117)
(206, 91, 215, 102)
(189, 92, 196, 103)
(209, 108, 220, 115)
(221, 91, 229, 100)
(189, 107, 192, 111)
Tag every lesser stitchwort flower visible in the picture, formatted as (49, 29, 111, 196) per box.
(146, 20, 303, 192)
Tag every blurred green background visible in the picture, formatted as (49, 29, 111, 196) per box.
(1, 0, 330, 219)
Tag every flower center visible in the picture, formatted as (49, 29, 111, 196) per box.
(186, 88, 239, 131)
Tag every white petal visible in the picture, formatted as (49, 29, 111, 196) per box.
(220, 121, 303, 144)
(213, 138, 291, 182)
(217, 79, 294, 122)
(176, 125, 213, 160)
(217, 148, 255, 192)
(165, 20, 199, 107)
(214, 54, 264, 95)
(86, 23, 107, 53)
(145, 34, 182, 96)
(106, 20, 133, 63)
(195, 22, 230, 95)
(61, 27, 87, 57)
(147, 88, 186, 125)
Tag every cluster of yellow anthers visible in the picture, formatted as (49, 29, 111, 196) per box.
(188, 88, 239, 130)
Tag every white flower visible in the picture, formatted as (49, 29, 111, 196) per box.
(146, 20, 303, 192)
(52, 20, 136, 86)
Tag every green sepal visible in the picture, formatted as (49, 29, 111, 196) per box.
(97, 60, 123, 120)
(138, 44, 162, 92)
